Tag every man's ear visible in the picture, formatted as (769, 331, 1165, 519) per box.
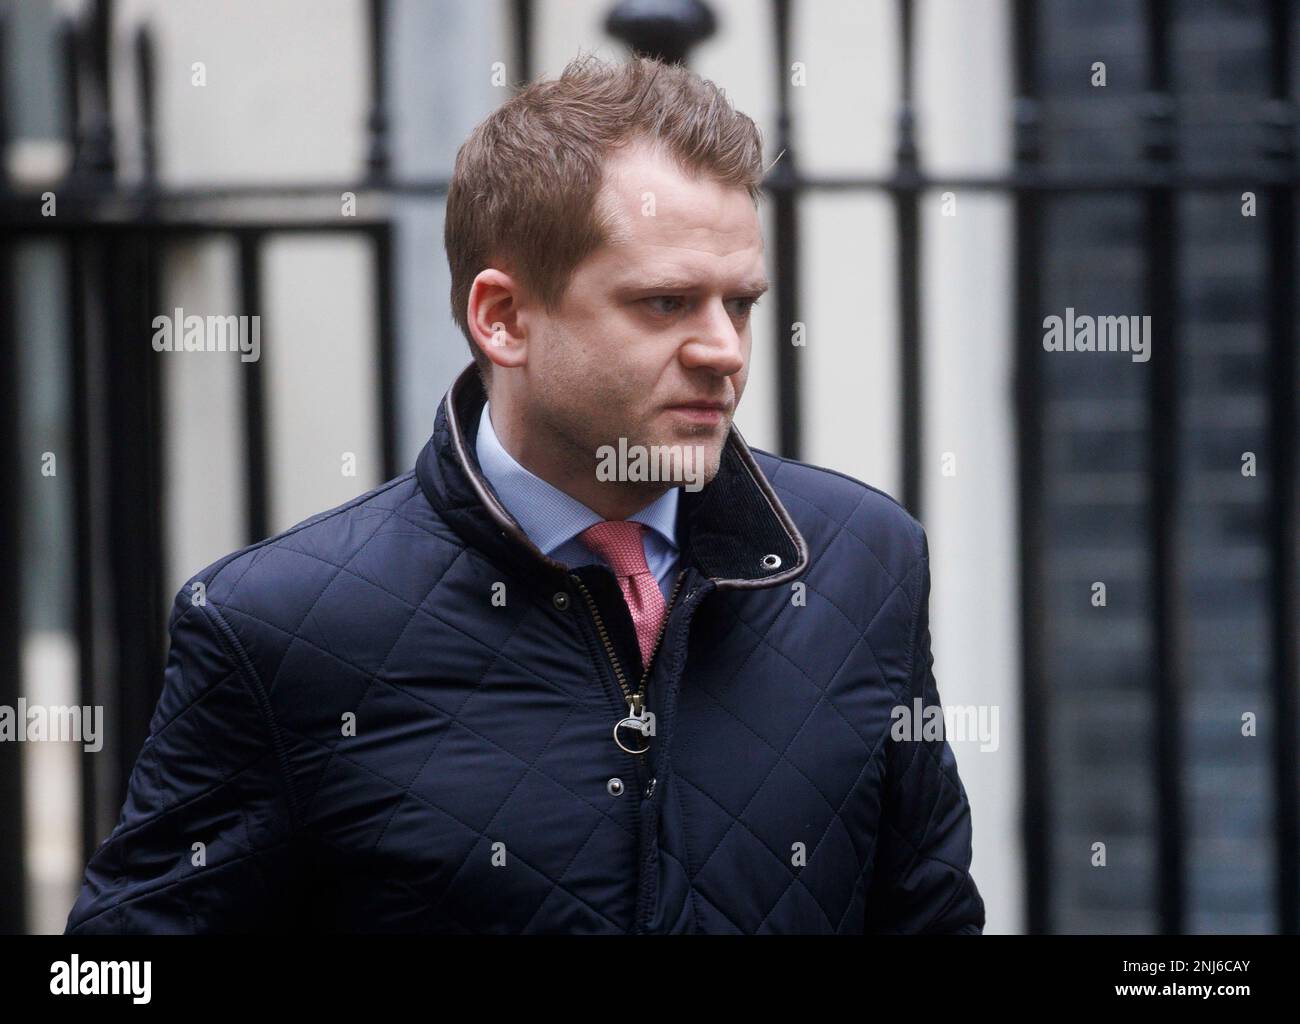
(468, 268, 528, 370)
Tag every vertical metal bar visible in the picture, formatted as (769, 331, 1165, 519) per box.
(60, 19, 84, 180)
(134, 24, 157, 187)
(67, 232, 100, 871)
(373, 224, 399, 479)
(365, 0, 390, 183)
(59, 18, 102, 868)
(1264, 0, 1298, 937)
(771, 0, 802, 459)
(0, 6, 29, 930)
(143, 232, 167, 652)
(366, 0, 396, 475)
(238, 232, 269, 542)
(101, 228, 168, 794)
(1011, 0, 1048, 937)
(1143, 0, 1185, 936)
(82, 0, 116, 180)
(895, 0, 921, 517)
(58, 11, 103, 874)
(512, 0, 533, 86)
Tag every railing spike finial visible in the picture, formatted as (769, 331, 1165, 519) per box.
(605, 0, 717, 65)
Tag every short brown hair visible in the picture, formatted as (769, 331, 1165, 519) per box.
(444, 51, 765, 382)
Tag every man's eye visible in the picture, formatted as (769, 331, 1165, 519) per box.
(729, 297, 762, 318)
(644, 296, 684, 315)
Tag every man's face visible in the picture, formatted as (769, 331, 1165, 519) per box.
(514, 140, 768, 493)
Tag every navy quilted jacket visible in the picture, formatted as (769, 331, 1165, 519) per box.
(65, 363, 985, 934)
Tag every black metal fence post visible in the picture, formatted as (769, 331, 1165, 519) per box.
(771, 0, 802, 460)
(366, 0, 390, 184)
(1264, 0, 1298, 938)
(374, 223, 399, 480)
(1142, 0, 1186, 937)
(238, 231, 268, 543)
(1012, 0, 1048, 936)
(512, 0, 534, 87)
(895, 0, 921, 517)
(101, 226, 168, 799)
(80, 0, 115, 182)
(605, 0, 716, 66)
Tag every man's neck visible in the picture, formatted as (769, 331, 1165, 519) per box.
(486, 399, 669, 521)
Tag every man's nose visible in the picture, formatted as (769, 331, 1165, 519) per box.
(680, 300, 745, 376)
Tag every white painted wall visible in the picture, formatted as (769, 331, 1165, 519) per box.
(159, 238, 247, 596)
(916, 0, 1020, 934)
(114, 0, 384, 545)
(387, 0, 512, 465)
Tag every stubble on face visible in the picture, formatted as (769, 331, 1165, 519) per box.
(527, 318, 728, 509)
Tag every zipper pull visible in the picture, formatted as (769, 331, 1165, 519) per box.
(614, 698, 655, 754)
(628, 697, 655, 738)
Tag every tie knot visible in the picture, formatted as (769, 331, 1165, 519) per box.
(579, 520, 651, 578)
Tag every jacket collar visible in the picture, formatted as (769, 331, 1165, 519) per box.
(415, 362, 809, 591)
(474, 398, 681, 562)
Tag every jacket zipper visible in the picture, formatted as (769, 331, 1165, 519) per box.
(569, 567, 687, 935)
(570, 567, 687, 721)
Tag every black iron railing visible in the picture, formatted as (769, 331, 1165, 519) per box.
(0, 0, 1294, 936)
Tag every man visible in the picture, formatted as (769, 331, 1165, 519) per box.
(66, 53, 985, 934)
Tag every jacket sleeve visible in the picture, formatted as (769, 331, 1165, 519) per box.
(864, 529, 986, 934)
(64, 584, 305, 934)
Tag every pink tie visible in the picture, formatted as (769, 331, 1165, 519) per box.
(578, 521, 667, 671)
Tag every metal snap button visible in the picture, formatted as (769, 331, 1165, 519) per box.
(553, 591, 570, 610)
(644, 777, 656, 799)
(607, 778, 624, 797)
(761, 553, 782, 570)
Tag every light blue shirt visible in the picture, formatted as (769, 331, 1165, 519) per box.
(475, 401, 680, 602)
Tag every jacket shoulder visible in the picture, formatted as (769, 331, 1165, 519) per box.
(750, 447, 927, 592)
(172, 472, 456, 656)
(752, 446, 924, 543)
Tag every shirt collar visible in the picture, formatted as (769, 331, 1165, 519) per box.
(475, 400, 679, 558)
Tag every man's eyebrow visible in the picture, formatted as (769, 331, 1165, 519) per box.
(623, 275, 771, 294)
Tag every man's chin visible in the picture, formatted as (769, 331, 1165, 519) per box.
(662, 432, 724, 492)
(604, 427, 725, 492)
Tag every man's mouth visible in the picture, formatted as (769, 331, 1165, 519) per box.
(665, 401, 728, 424)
